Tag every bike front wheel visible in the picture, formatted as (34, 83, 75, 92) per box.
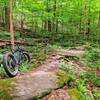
(3, 52, 18, 77)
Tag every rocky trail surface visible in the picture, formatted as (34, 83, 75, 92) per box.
(0, 49, 84, 100)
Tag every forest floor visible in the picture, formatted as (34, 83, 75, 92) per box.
(31, 49, 84, 74)
(11, 49, 84, 100)
(37, 49, 84, 100)
(0, 49, 99, 100)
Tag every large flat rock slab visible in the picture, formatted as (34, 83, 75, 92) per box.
(10, 71, 58, 100)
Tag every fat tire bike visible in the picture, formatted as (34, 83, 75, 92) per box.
(3, 45, 30, 77)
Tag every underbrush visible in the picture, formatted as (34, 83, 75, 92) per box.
(57, 47, 100, 100)
(82, 44, 100, 87)
(0, 78, 16, 100)
(0, 42, 53, 77)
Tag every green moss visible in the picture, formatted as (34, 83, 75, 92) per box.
(0, 78, 16, 100)
(56, 70, 69, 87)
(68, 88, 83, 100)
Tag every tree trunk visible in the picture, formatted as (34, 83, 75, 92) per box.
(21, 0, 24, 31)
(48, 20, 51, 32)
(52, 0, 57, 43)
(56, 19, 58, 33)
(86, 4, 90, 36)
(98, 12, 100, 26)
(9, 0, 14, 49)
(44, 20, 46, 30)
(5, 5, 10, 31)
(47, 0, 51, 32)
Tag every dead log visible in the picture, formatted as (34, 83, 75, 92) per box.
(0, 38, 49, 46)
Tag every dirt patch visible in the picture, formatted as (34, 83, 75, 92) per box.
(42, 87, 70, 100)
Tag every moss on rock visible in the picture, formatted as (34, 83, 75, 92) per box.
(0, 78, 16, 100)
(56, 70, 69, 87)
(68, 88, 82, 100)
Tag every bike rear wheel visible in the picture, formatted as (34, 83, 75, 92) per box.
(3, 52, 18, 77)
(21, 52, 30, 64)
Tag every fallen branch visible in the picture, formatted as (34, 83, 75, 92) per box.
(0, 38, 49, 47)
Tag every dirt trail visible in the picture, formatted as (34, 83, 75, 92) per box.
(18, 49, 84, 78)
(1, 49, 84, 100)
(31, 49, 84, 73)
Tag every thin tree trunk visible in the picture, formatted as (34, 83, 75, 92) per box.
(98, 12, 100, 26)
(56, 19, 58, 32)
(44, 20, 47, 30)
(35, 21, 37, 33)
(47, 0, 51, 32)
(5, 5, 10, 31)
(96, 12, 100, 44)
(9, 0, 14, 49)
(52, 0, 57, 43)
(86, 4, 90, 35)
(48, 20, 51, 32)
(86, 18, 90, 35)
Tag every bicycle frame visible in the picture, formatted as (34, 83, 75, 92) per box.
(12, 45, 23, 65)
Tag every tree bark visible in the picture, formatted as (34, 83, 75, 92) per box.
(47, 1, 51, 32)
(52, 0, 57, 43)
(48, 20, 51, 32)
(5, 4, 10, 31)
(9, 0, 14, 49)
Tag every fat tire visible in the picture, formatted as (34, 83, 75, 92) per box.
(3, 52, 18, 77)
(22, 52, 30, 63)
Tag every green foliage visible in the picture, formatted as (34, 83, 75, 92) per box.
(18, 43, 49, 71)
(60, 62, 74, 71)
(60, 62, 75, 80)
(0, 0, 100, 45)
(33, 96, 40, 100)
(93, 88, 100, 99)
(47, 44, 62, 49)
(0, 31, 21, 40)
(0, 79, 15, 100)
(64, 55, 80, 60)
(81, 44, 100, 88)
(83, 46, 100, 69)
(68, 88, 84, 100)
(56, 70, 69, 87)
(85, 72, 100, 87)
(0, 31, 10, 39)
(0, 64, 5, 78)
(59, 62, 76, 88)
(76, 79, 93, 100)
(76, 79, 86, 93)
(29, 44, 49, 69)
(19, 62, 29, 72)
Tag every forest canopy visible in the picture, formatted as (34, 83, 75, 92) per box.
(0, 0, 100, 46)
